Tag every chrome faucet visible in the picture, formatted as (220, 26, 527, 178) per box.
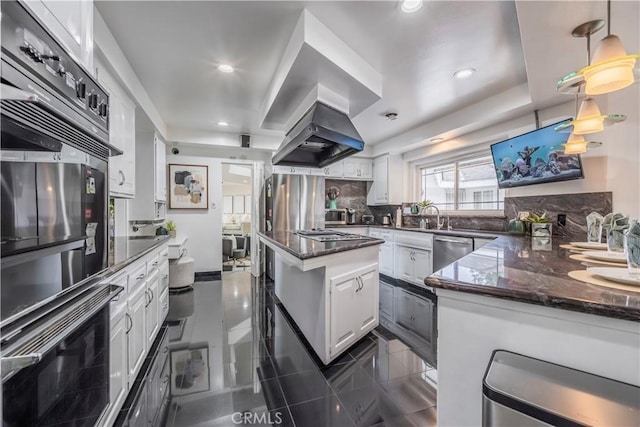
(426, 205, 446, 230)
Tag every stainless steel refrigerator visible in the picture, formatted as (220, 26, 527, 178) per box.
(263, 173, 325, 279)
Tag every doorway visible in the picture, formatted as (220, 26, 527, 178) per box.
(221, 163, 253, 272)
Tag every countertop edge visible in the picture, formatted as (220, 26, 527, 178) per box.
(424, 234, 640, 322)
(103, 236, 171, 278)
(427, 275, 640, 322)
(258, 231, 383, 260)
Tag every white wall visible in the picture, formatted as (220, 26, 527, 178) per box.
(402, 86, 639, 218)
(166, 153, 224, 273)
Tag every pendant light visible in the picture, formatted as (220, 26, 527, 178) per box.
(555, 21, 626, 135)
(563, 95, 601, 155)
(583, 0, 637, 95)
(563, 133, 588, 154)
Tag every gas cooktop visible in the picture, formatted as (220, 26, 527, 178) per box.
(295, 230, 374, 242)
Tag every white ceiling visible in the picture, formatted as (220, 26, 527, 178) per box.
(95, 0, 638, 153)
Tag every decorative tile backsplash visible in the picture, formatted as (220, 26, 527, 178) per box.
(503, 192, 612, 238)
(400, 192, 612, 237)
(325, 179, 612, 237)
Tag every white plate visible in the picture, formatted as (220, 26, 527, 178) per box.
(570, 241, 608, 250)
(582, 250, 628, 263)
(588, 267, 640, 286)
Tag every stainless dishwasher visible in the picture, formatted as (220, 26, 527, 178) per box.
(433, 236, 474, 272)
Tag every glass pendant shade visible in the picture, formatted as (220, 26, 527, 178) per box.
(564, 133, 588, 154)
(584, 35, 636, 95)
(573, 98, 604, 134)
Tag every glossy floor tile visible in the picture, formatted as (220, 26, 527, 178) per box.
(163, 270, 437, 426)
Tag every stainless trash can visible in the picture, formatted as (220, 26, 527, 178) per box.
(483, 350, 639, 427)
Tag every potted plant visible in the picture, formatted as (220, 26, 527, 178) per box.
(525, 212, 553, 237)
(417, 199, 434, 215)
(166, 220, 177, 238)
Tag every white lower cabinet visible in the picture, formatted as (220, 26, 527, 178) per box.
(329, 264, 379, 356)
(105, 242, 169, 424)
(145, 270, 160, 349)
(127, 278, 147, 384)
(395, 245, 432, 285)
(378, 243, 394, 276)
(106, 279, 128, 427)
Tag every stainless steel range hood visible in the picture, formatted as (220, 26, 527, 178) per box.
(272, 102, 364, 168)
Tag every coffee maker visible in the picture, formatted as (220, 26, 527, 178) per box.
(346, 208, 356, 224)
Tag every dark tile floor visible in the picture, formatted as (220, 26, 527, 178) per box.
(163, 271, 437, 426)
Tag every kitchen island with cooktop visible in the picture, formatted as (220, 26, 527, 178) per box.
(424, 234, 640, 426)
(259, 230, 384, 363)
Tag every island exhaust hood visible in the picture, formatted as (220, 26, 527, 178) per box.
(271, 102, 364, 168)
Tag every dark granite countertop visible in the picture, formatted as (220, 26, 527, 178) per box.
(108, 236, 170, 271)
(425, 235, 640, 321)
(258, 231, 383, 260)
(325, 223, 505, 239)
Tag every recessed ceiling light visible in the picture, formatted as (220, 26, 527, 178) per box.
(430, 137, 444, 143)
(400, 0, 423, 13)
(217, 64, 234, 73)
(242, 180, 248, 183)
(454, 68, 476, 79)
(217, 121, 229, 127)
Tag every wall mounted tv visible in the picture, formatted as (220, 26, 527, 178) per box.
(490, 120, 584, 189)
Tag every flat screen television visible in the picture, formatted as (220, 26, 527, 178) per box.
(490, 120, 584, 189)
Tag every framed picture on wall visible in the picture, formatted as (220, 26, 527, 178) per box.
(169, 164, 208, 209)
(171, 344, 210, 396)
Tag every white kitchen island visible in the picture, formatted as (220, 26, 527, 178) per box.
(259, 230, 384, 364)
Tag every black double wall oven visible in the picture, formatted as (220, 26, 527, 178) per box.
(1, 2, 122, 425)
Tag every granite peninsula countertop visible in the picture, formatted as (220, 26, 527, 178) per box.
(425, 235, 640, 321)
(258, 230, 383, 260)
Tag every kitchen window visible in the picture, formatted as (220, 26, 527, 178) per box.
(418, 156, 504, 212)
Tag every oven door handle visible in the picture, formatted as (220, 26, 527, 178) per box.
(1, 284, 124, 382)
(0, 83, 40, 102)
(1, 353, 42, 374)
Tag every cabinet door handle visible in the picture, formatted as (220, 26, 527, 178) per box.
(125, 313, 132, 334)
(144, 289, 151, 307)
(149, 289, 154, 302)
(162, 347, 169, 354)
(151, 261, 159, 267)
(136, 273, 145, 280)
(163, 274, 169, 279)
(163, 375, 170, 384)
(118, 170, 125, 186)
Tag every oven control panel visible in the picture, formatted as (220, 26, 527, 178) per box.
(0, 1, 109, 132)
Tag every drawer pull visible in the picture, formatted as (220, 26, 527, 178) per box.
(151, 261, 159, 267)
(162, 347, 169, 354)
(136, 273, 145, 280)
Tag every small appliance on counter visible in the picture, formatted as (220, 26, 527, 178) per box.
(382, 214, 392, 225)
(362, 215, 375, 225)
(326, 208, 347, 225)
(346, 208, 356, 224)
(396, 207, 403, 228)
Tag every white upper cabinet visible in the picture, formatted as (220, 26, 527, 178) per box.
(367, 154, 403, 205)
(272, 165, 310, 175)
(343, 158, 372, 180)
(154, 135, 167, 202)
(23, 0, 94, 72)
(130, 132, 167, 221)
(97, 63, 136, 198)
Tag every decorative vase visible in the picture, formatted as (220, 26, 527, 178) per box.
(507, 218, 526, 235)
(531, 223, 552, 238)
(328, 199, 337, 209)
(169, 230, 177, 238)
